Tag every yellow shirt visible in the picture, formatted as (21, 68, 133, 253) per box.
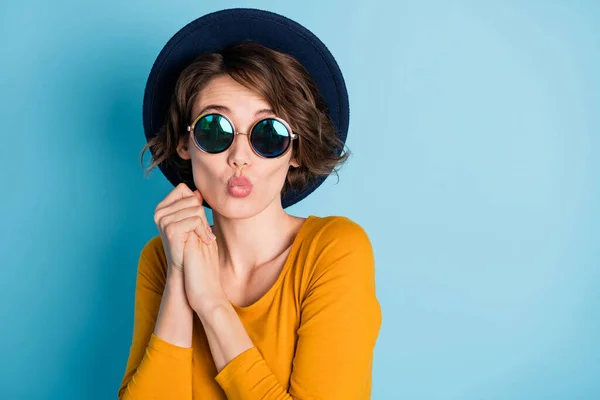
(118, 215, 382, 399)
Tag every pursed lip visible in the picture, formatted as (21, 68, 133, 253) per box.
(227, 175, 253, 188)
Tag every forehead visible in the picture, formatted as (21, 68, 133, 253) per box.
(191, 74, 272, 119)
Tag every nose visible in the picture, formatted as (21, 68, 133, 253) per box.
(227, 131, 253, 170)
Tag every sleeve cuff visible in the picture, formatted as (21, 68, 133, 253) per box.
(214, 346, 262, 387)
(148, 333, 193, 361)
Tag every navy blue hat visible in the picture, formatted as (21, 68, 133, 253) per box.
(143, 8, 349, 209)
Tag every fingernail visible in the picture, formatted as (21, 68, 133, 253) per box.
(209, 232, 217, 240)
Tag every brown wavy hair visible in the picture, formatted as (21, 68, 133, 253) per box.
(140, 41, 350, 198)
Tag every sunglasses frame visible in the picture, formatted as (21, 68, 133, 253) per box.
(187, 112, 298, 159)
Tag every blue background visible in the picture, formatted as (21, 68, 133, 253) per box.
(1, 0, 598, 399)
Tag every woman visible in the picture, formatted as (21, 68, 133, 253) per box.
(118, 8, 382, 400)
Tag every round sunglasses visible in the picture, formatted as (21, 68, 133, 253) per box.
(186, 113, 297, 159)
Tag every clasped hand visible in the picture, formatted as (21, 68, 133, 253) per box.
(154, 183, 227, 315)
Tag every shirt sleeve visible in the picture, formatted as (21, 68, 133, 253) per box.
(215, 218, 382, 399)
(118, 238, 193, 400)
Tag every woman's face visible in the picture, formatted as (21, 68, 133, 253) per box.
(178, 74, 299, 218)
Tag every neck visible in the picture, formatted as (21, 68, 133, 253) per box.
(211, 201, 303, 278)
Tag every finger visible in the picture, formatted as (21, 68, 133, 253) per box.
(164, 215, 211, 244)
(155, 196, 208, 228)
(186, 229, 201, 249)
(190, 191, 212, 233)
(155, 183, 194, 213)
(157, 195, 203, 220)
(196, 221, 216, 245)
(161, 206, 209, 238)
(193, 217, 213, 245)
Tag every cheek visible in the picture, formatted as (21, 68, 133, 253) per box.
(190, 154, 222, 187)
(265, 161, 293, 188)
(191, 148, 224, 172)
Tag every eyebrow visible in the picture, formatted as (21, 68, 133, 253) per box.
(196, 104, 275, 118)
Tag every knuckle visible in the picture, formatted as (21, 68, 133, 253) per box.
(179, 183, 192, 194)
(164, 224, 176, 238)
(156, 215, 166, 230)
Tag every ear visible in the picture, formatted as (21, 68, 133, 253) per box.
(289, 157, 300, 168)
(177, 136, 192, 160)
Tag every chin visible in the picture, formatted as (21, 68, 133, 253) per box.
(208, 192, 281, 220)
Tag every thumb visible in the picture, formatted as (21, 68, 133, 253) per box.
(195, 224, 211, 244)
(185, 229, 200, 251)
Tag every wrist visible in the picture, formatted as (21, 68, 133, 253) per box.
(164, 269, 193, 312)
(194, 295, 231, 319)
(166, 266, 184, 284)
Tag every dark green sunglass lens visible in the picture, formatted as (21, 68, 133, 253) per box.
(251, 119, 291, 158)
(194, 114, 234, 153)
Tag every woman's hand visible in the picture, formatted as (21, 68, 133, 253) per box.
(182, 215, 226, 314)
(154, 183, 216, 275)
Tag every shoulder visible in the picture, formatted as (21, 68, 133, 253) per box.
(306, 215, 373, 252)
(298, 216, 379, 314)
(137, 234, 168, 287)
(302, 215, 375, 278)
(140, 234, 167, 265)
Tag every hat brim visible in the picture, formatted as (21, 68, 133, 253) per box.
(143, 8, 349, 209)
